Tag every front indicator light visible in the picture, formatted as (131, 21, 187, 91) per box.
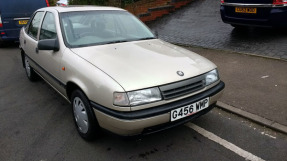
(113, 92, 129, 106)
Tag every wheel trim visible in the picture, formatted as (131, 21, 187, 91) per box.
(24, 56, 31, 77)
(73, 97, 89, 133)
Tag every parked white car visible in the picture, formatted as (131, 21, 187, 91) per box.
(19, 6, 225, 140)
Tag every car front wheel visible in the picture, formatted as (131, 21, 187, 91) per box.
(71, 89, 100, 140)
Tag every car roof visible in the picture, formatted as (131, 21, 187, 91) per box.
(39, 6, 125, 13)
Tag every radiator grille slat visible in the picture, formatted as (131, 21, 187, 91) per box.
(159, 75, 205, 100)
(162, 81, 203, 95)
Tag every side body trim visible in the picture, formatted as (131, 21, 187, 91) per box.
(26, 54, 66, 89)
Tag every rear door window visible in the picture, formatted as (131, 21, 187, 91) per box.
(39, 12, 57, 40)
(27, 11, 44, 39)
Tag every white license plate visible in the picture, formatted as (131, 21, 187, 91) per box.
(170, 98, 209, 122)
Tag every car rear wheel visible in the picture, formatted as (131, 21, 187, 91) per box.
(24, 55, 38, 81)
(71, 89, 100, 141)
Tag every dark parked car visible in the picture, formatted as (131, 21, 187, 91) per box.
(220, 0, 287, 27)
(0, 0, 49, 45)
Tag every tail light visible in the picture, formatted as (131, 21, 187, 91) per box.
(273, 0, 287, 5)
(221, 0, 224, 3)
(0, 14, 2, 28)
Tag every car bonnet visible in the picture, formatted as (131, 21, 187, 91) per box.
(70, 39, 216, 91)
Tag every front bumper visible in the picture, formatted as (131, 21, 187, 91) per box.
(91, 81, 225, 136)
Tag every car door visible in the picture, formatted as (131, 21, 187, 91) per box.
(24, 11, 44, 70)
(37, 11, 66, 95)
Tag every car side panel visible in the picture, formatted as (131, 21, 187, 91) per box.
(21, 10, 67, 99)
(22, 8, 127, 108)
(60, 48, 129, 111)
(36, 11, 67, 97)
(23, 32, 39, 69)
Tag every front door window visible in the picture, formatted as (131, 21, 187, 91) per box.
(27, 12, 44, 39)
(40, 12, 57, 40)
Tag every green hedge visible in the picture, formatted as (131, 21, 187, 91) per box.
(48, 0, 56, 6)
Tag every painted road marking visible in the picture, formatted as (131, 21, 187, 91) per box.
(186, 123, 265, 161)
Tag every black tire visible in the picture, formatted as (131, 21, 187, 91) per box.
(71, 89, 100, 141)
(24, 55, 38, 81)
(0, 40, 6, 48)
(231, 24, 247, 29)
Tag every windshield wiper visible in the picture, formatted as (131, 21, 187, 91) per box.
(103, 37, 155, 45)
(137, 37, 155, 40)
(105, 40, 128, 44)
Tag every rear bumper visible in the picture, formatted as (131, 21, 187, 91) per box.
(220, 5, 287, 27)
(0, 28, 21, 42)
(91, 81, 225, 136)
(0, 35, 19, 41)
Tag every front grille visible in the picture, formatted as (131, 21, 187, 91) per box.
(159, 75, 205, 100)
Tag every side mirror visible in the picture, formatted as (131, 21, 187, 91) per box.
(38, 39, 59, 51)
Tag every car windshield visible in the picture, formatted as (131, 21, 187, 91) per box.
(60, 10, 155, 47)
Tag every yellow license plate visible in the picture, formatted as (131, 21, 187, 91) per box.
(235, 7, 257, 14)
(18, 20, 28, 25)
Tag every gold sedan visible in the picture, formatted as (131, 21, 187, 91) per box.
(19, 6, 224, 140)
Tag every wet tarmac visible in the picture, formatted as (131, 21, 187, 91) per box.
(148, 0, 287, 60)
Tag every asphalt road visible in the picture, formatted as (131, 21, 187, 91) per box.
(1, 46, 286, 161)
(148, 0, 287, 60)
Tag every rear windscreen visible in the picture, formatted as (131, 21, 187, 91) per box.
(0, 0, 47, 18)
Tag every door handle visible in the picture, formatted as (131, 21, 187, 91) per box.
(24, 40, 26, 44)
(35, 47, 39, 54)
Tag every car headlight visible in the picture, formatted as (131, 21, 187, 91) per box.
(114, 87, 162, 106)
(205, 69, 219, 86)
